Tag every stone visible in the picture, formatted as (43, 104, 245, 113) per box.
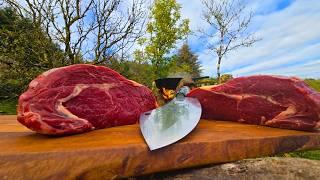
(137, 157, 320, 180)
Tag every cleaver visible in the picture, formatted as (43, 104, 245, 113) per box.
(139, 86, 202, 150)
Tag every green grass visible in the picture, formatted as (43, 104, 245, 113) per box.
(284, 150, 320, 160)
(0, 98, 18, 115)
(305, 79, 320, 91)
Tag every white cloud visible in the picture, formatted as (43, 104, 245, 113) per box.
(186, 0, 320, 78)
(198, 49, 217, 76)
(258, 59, 320, 78)
(230, 42, 320, 76)
(177, 0, 207, 32)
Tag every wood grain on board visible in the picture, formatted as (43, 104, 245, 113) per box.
(0, 115, 319, 179)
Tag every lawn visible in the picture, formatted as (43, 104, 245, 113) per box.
(283, 150, 320, 160)
(305, 79, 320, 91)
(0, 79, 319, 160)
(0, 98, 17, 115)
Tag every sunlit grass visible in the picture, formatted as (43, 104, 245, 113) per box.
(285, 150, 320, 160)
(305, 79, 320, 91)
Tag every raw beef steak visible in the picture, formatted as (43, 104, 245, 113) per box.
(18, 64, 157, 135)
(188, 75, 320, 131)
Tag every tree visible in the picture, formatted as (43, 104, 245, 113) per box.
(170, 43, 201, 77)
(102, 56, 155, 88)
(3, 0, 146, 64)
(143, 0, 190, 78)
(92, 0, 146, 64)
(201, 0, 259, 83)
(0, 7, 64, 97)
(220, 74, 233, 83)
(133, 49, 146, 64)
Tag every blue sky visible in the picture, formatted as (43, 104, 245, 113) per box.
(176, 0, 320, 78)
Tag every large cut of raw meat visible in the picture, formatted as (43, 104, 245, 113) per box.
(18, 64, 157, 135)
(188, 75, 320, 131)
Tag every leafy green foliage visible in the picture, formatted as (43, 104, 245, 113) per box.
(133, 50, 147, 64)
(120, 61, 155, 88)
(104, 58, 155, 88)
(143, 0, 190, 77)
(220, 74, 233, 83)
(0, 7, 64, 97)
(196, 78, 217, 86)
(111, 43, 203, 88)
(168, 43, 201, 77)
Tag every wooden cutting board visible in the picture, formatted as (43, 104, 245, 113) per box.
(0, 115, 319, 179)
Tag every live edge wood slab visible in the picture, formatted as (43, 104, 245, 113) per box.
(0, 115, 319, 179)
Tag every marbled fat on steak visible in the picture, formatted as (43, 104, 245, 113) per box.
(18, 64, 157, 135)
(188, 75, 320, 131)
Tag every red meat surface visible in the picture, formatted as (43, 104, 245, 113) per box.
(17, 64, 157, 135)
(188, 75, 320, 131)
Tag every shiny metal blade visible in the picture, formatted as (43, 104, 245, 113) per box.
(139, 97, 201, 150)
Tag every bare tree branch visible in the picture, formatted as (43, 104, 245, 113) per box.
(200, 0, 260, 83)
(3, 0, 147, 65)
(93, 0, 146, 64)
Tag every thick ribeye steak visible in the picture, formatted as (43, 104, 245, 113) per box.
(188, 75, 320, 131)
(18, 64, 157, 135)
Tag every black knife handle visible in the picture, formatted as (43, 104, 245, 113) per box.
(192, 76, 210, 81)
